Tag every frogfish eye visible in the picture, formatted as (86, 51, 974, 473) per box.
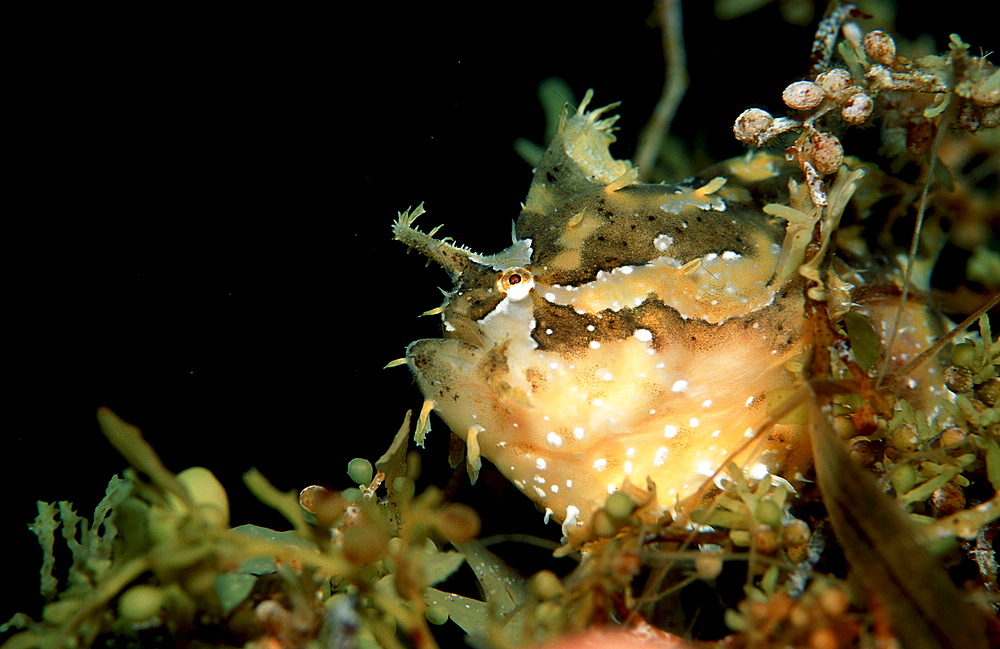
(497, 267, 534, 300)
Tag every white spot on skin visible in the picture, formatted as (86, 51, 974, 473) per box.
(697, 461, 715, 477)
(534, 475, 545, 484)
(546, 432, 563, 448)
(745, 427, 755, 438)
(702, 399, 713, 408)
(573, 427, 585, 440)
(543, 507, 553, 524)
(546, 328, 554, 335)
(671, 380, 689, 393)
(551, 485, 559, 493)
(626, 447, 636, 458)
(601, 371, 613, 381)
(722, 251, 740, 260)
(749, 464, 769, 480)
(587, 324, 596, 332)
(745, 396, 755, 407)
(690, 417, 700, 427)
(550, 362, 559, 369)
(607, 484, 617, 494)
(545, 292, 557, 301)
(664, 425, 678, 438)
(566, 480, 573, 488)
(624, 461, 633, 474)
(533, 486, 546, 498)
(634, 328, 653, 342)
(653, 234, 674, 252)
(654, 447, 669, 466)
(712, 430, 721, 438)
(593, 458, 607, 471)
(536, 458, 547, 470)
(589, 340, 601, 349)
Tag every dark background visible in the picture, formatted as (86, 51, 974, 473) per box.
(4, 0, 994, 634)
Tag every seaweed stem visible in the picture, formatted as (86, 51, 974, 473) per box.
(875, 101, 953, 389)
(884, 292, 1000, 388)
(635, 0, 688, 180)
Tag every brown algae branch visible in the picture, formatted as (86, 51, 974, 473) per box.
(635, 0, 688, 180)
(883, 292, 1000, 389)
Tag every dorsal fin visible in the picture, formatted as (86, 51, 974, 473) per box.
(521, 90, 635, 220)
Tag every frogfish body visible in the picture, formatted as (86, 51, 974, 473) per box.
(394, 93, 945, 541)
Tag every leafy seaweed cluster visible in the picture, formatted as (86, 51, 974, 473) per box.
(1, 411, 497, 649)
